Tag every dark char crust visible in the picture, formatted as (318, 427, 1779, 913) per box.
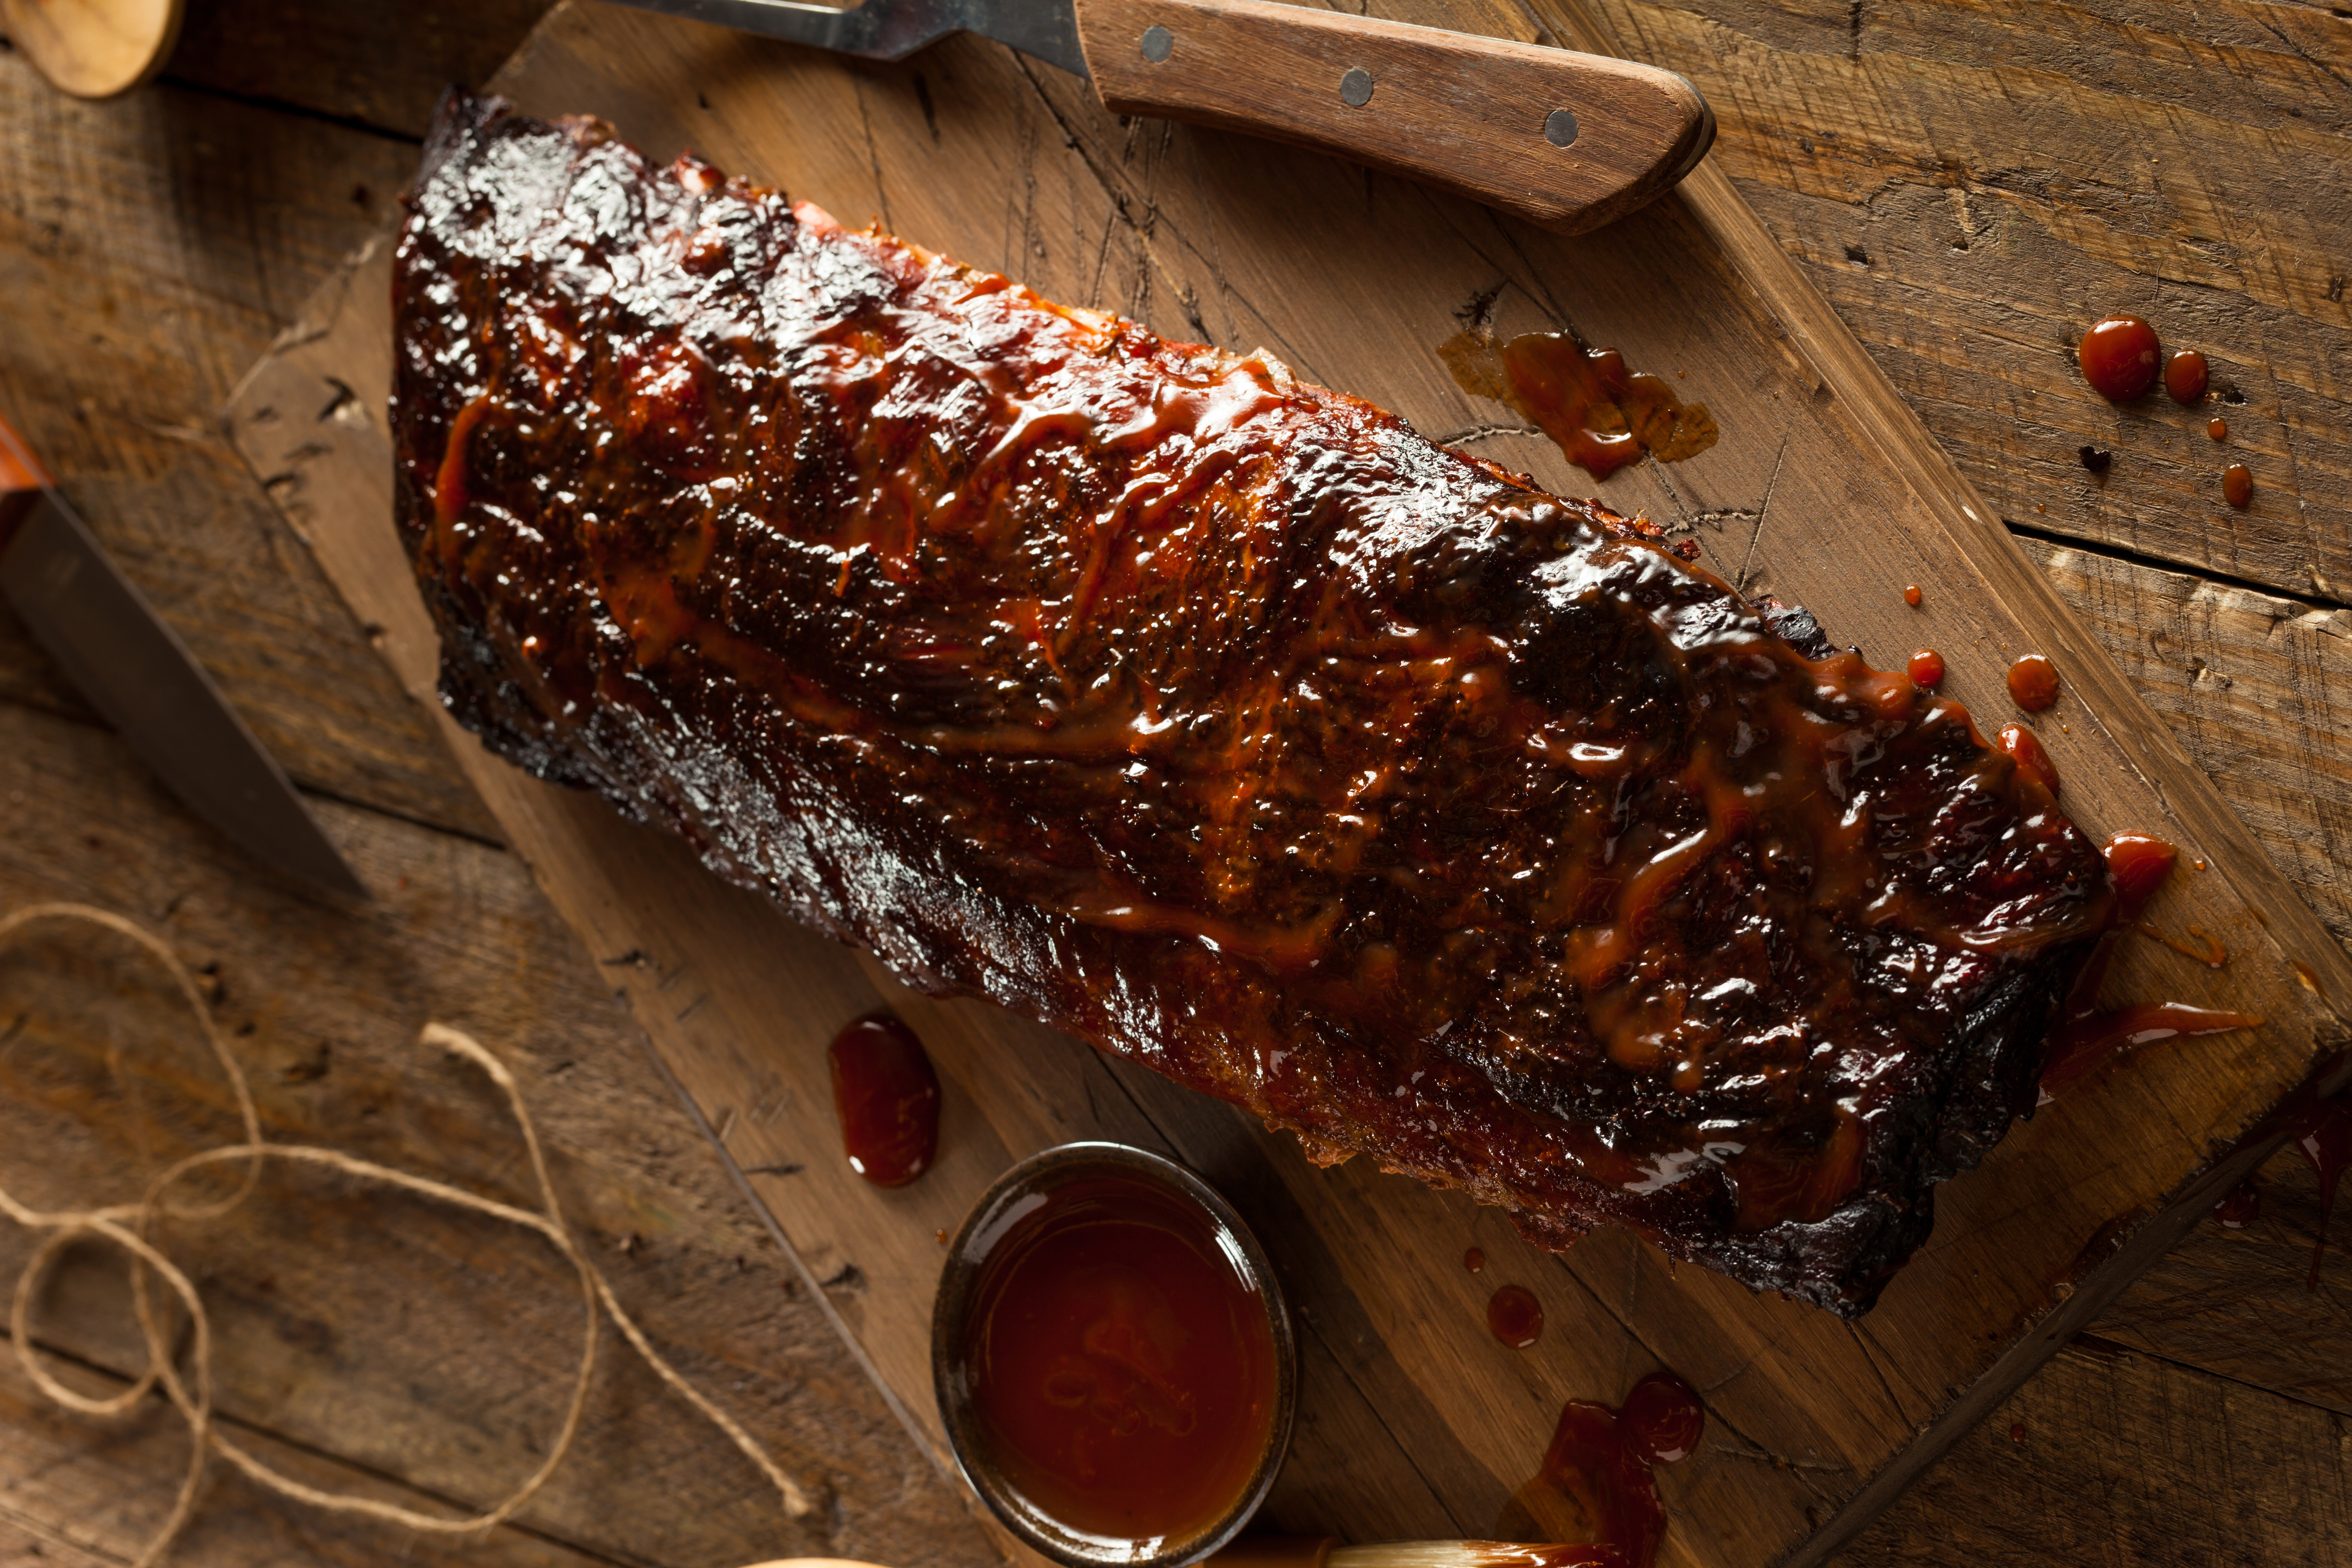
(391, 93, 2114, 1315)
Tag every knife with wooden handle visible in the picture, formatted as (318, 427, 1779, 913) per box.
(601, 0, 1714, 235)
(0, 409, 369, 900)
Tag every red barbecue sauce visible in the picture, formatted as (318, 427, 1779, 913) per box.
(2006, 654, 2060, 712)
(828, 1015, 941, 1186)
(2207, 417, 2229, 441)
(1499, 1373, 1706, 1568)
(1440, 332, 1718, 479)
(2223, 463, 2254, 508)
(2039, 835, 2261, 1096)
(2079, 315, 2163, 401)
(962, 1172, 1278, 1543)
(1464, 1247, 1487, 1274)
(1906, 649, 1945, 688)
(1996, 723, 2059, 798)
(2212, 1179, 2260, 1228)
(1488, 1285, 1545, 1348)
(2164, 349, 2209, 405)
(1902, 583, 1924, 608)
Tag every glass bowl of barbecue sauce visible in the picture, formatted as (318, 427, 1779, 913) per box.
(933, 1143, 1295, 1568)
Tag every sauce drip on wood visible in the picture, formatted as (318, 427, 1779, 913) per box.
(1498, 1373, 1705, 1568)
(2006, 654, 2060, 712)
(2276, 1093, 2349, 1288)
(962, 1171, 1279, 1543)
(1441, 330, 1719, 478)
(2223, 463, 2254, 508)
(1487, 1284, 1544, 1348)
(2164, 349, 2209, 404)
(2207, 416, 2229, 441)
(2039, 834, 2261, 1096)
(1996, 723, 2059, 798)
(827, 1015, 941, 1186)
(2079, 315, 2163, 401)
(1464, 1247, 1486, 1274)
(2212, 1179, 2260, 1229)
(1902, 583, 1923, 608)
(1906, 649, 1945, 688)
(2137, 921, 2226, 968)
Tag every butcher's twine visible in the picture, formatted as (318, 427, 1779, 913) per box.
(0, 901, 815, 1568)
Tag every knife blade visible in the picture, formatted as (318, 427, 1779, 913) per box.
(598, 0, 1712, 236)
(0, 411, 369, 900)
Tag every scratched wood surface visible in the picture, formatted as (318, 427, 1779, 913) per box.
(214, 1, 2352, 1565)
(1, 0, 2349, 1565)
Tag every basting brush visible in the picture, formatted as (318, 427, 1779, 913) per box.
(1208, 1540, 1617, 1567)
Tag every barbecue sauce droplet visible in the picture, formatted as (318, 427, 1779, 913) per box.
(1464, 1247, 1486, 1274)
(2080, 315, 2163, 401)
(2039, 835, 2261, 1096)
(827, 1015, 941, 1186)
(1440, 330, 1718, 479)
(1498, 1373, 1705, 1568)
(2223, 463, 2254, 508)
(2276, 1093, 2350, 1289)
(2164, 349, 2209, 405)
(1488, 1284, 1544, 1348)
(1903, 583, 1924, 608)
(2007, 654, 2060, 712)
(2207, 416, 2229, 441)
(1907, 649, 1945, 688)
(1997, 722, 2059, 797)
(2212, 1179, 2260, 1229)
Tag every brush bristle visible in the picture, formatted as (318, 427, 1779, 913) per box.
(1329, 1543, 1615, 1568)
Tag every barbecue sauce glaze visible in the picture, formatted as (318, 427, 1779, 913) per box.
(395, 96, 2118, 1313)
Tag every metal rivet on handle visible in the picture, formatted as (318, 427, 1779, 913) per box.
(1140, 24, 1173, 62)
(1544, 108, 1580, 147)
(1339, 67, 1374, 107)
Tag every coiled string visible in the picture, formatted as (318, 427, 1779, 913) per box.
(0, 901, 813, 1568)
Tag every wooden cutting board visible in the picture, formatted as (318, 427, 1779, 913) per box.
(224, 2, 2352, 1563)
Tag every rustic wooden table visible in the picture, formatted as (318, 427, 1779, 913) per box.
(0, 2, 2344, 1566)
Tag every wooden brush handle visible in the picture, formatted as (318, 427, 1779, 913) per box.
(1071, 0, 1712, 235)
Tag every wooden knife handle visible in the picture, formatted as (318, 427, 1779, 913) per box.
(1071, 0, 1712, 235)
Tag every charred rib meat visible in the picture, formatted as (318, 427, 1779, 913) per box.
(393, 95, 2114, 1314)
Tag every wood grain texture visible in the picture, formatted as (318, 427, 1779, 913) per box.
(0, 695, 998, 1568)
(1073, 0, 1712, 232)
(1833, 1333, 2352, 1568)
(1581, 0, 2352, 608)
(0, 49, 500, 845)
(218, 4, 2352, 1566)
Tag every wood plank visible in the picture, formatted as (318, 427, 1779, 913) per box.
(0, 1335, 617, 1568)
(1831, 1336, 2352, 1567)
(0, 696, 997, 1568)
(0, 51, 501, 845)
(224, 3, 2352, 1565)
(2092, 1135, 2352, 1421)
(2022, 536, 2352, 945)
(1583, 0, 2352, 606)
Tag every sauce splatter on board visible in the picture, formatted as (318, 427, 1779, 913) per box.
(1497, 1373, 1706, 1568)
(1441, 330, 1718, 479)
